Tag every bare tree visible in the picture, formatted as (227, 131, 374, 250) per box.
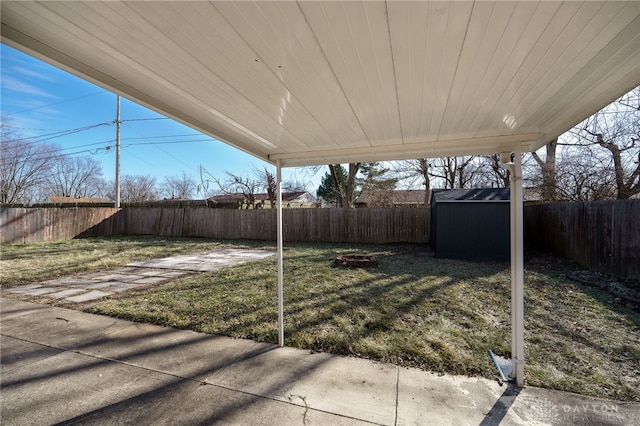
(526, 87, 640, 201)
(200, 165, 311, 208)
(529, 139, 558, 201)
(44, 155, 105, 198)
(197, 165, 219, 199)
(568, 87, 639, 199)
(213, 171, 260, 209)
(555, 147, 617, 201)
(429, 156, 483, 189)
(393, 158, 432, 205)
(117, 174, 158, 203)
(1, 118, 60, 205)
(357, 162, 398, 207)
(283, 179, 309, 193)
(479, 154, 511, 188)
(160, 172, 196, 199)
(252, 166, 277, 208)
(325, 163, 361, 208)
(526, 141, 618, 202)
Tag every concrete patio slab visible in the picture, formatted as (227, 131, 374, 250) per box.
(1, 249, 275, 304)
(275, 354, 399, 425)
(396, 367, 523, 426)
(0, 335, 63, 373)
(47, 288, 88, 299)
(206, 345, 397, 424)
(3, 285, 59, 296)
(0, 302, 134, 350)
(65, 289, 112, 302)
(0, 346, 181, 425)
(509, 386, 640, 426)
(131, 276, 169, 285)
(91, 273, 141, 282)
(81, 281, 137, 291)
(79, 322, 276, 381)
(39, 277, 97, 287)
(2, 298, 638, 426)
(127, 249, 275, 271)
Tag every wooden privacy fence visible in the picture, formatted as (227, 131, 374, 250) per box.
(524, 200, 640, 279)
(104, 207, 430, 243)
(3, 202, 638, 278)
(0, 207, 119, 244)
(0, 207, 430, 244)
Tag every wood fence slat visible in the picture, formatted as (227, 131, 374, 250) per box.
(524, 200, 639, 279)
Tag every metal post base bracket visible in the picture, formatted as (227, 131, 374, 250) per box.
(488, 350, 514, 383)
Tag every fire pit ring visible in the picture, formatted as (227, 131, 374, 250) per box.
(333, 254, 378, 268)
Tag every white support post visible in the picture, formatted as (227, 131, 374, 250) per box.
(276, 160, 284, 347)
(510, 150, 525, 386)
(115, 95, 121, 208)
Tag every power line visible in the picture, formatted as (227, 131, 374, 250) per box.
(58, 137, 211, 152)
(121, 147, 159, 169)
(127, 138, 212, 146)
(1, 122, 114, 145)
(1, 125, 76, 132)
(6, 90, 107, 114)
(123, 122, 199, 173)
(1, 119, 194, 149)
(122, 117, 169, 122)
(1, 115, 214, 168)
(2, 119, 167, 132)
(119, 132, 207, 140)
(59, 140, 115, 151)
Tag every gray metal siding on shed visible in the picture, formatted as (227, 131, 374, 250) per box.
(433, 202, 510, 261)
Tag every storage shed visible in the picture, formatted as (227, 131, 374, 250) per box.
(431, 189, 511, 261)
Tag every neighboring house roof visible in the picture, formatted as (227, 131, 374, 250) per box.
(431, 188, 510, 203)
(279, 191, 316, 203)
(208, 191, 316, 203)
(47, 196, 113, 204)
(208, 194, 245, 203)
(355, 189, 428, 206)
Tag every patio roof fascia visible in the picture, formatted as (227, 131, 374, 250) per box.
(269, 133, 541, 167)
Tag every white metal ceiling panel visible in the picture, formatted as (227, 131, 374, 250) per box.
(2, 1, 639, 166)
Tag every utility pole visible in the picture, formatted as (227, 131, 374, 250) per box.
(115, 95, 121, 208)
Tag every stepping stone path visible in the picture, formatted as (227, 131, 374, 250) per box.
(2, 249, 275, 303)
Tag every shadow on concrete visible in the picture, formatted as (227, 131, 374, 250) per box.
(479, 382, 521, 426)
(0, 315, 338, 425)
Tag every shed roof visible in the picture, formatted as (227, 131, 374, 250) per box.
(2, 1, 638, 167)
(431, 188, 511, 203)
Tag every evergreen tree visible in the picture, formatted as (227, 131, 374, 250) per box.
(358, 162, 398, 207)
(317, 165, 345, 207)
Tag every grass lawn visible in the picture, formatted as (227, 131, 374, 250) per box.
(1, 237, 638, 402)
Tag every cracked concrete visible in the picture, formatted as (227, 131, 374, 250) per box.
(287, 395, 310, 425)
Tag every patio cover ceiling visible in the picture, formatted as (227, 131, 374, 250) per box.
(2, 1, 639, 167)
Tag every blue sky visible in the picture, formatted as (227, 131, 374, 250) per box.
(1, 43, 321, 195)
